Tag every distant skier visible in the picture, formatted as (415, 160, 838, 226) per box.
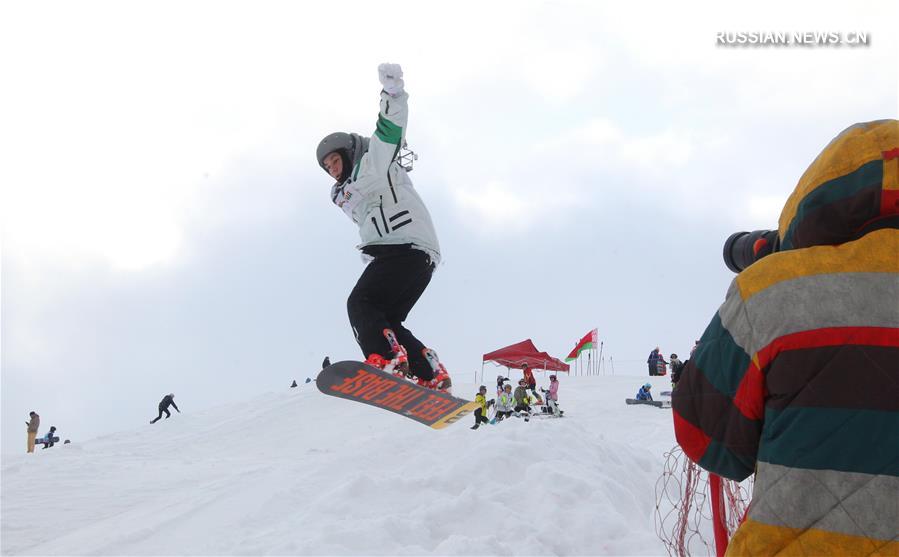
(322, 356, 331, 369)
(471, 386, 493, 430)
(316, 62, 451, 393)
(40, 426, 58, 449)
(150, 394, 180, 424)
(25, 411, 40, 453)
(636, 383, 653, 401)
(290, 380, 298, 388)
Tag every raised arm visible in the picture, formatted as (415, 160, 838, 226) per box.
(366, 63, 408, 174)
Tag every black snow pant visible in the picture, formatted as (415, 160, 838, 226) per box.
(347, 245, 435, 380)
(494, 410, 513, 421)
(150, 406, 171, 423)
(473, 408, 489, 426)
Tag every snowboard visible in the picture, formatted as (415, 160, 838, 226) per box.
(625, 398, 670, 409)
(35, 437, 60, 444)
(316, 361, 479, 429)
(660, 390, 673, 397)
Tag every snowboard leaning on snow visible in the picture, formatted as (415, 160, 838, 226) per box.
(625, 398, 671, 409)
(34, 437, 60, 444)
(316, 361, 480, 429)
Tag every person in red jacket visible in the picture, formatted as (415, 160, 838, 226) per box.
(521, 364, 542, 404)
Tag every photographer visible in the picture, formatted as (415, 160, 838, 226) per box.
(672, 120, 898, 555)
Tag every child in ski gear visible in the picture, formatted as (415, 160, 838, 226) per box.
(636, 383, 653, 401)
(672, 120, 899, 555)
(522, 364, 542, 403)
(26, 411, 39, 453)
(472, 386, 493, 429)
(544, 374, 562, 415)
(492, 384, 515, 423)
(150, 394, 180, 424)
(513, 380, 532, 413)
(40, 426, 58, 449)
(496, 374, 509, 396)
(317, 63, 450, 394)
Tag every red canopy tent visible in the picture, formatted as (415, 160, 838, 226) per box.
(482, 339, 570, 380)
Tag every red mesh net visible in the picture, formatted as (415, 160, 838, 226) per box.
(654, 445, 753, 556)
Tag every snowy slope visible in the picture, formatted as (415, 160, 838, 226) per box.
(2, 375, 681, 556)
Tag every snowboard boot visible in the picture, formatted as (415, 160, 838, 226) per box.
(364, 353, 391, 371)
(382, 328, 412, 378)
(418, 348, 453, 394)
(470, 424, 479, 430)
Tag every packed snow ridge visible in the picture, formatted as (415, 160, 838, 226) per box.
(2, 375, 680, 556)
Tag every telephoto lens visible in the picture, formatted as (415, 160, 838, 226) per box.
(723, 230, 780, 273)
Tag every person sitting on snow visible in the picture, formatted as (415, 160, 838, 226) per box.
(41, 426, 58, 449)
(472, 386, 493, 430)
(636, 383, 653, 401)
(544, 374, 563, 415)
(492, 384, 515, 423)
(513, 379, 532, 413)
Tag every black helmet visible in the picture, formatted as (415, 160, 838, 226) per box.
(316, 132, 370, 182)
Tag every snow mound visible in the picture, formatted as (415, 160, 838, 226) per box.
(2, 375, 678, 555)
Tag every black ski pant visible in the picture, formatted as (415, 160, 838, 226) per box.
(473, 408, 489, 426)
(494, 410, 513, 421)
(150, 406, 171, 423)
(347, 246, 435, 380)
(514, 404, 531, 413)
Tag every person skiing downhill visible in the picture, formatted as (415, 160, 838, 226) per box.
(316, 63, 451, 393)
(150, 394, 180, 424)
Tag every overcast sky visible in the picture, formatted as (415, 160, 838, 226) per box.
(2, 1, 897, 453)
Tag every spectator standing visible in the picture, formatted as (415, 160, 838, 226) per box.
(25, 411, 40, 453)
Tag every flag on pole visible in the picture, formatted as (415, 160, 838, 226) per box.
(566, 328, 598, 361)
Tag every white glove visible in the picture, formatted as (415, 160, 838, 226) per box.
(378, 63, 404, 96)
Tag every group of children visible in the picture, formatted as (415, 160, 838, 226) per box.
(471, 364, 563, 430)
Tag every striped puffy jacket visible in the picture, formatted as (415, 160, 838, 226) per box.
(672, 120, 898, 556)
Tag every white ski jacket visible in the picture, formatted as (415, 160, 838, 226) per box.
(330, 88, 441, 264)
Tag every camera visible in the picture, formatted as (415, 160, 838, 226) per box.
(722, 230, 780, 273)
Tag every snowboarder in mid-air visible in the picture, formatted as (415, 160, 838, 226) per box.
(150, 394, 180, 424)
(316, 62, 451, 393)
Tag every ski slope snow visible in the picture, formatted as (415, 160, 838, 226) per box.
(2, 374, 681, 556)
